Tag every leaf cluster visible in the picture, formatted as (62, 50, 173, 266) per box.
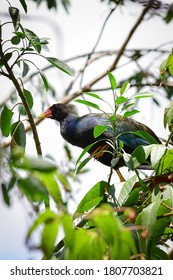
(0, 0, 173, 260)
(19, 0, 70, 12)
(19, 72, 173, 260)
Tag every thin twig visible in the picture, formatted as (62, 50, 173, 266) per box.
(79, 7, 116, 88)
(58, 2, 154, 102)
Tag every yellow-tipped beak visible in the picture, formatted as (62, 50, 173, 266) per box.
(38, 112, 46, 119)
(38, 108, 52, 119)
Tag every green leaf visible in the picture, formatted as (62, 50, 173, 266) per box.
(75, 138, 112, 174)
(157, 148, 173, 174)
(9, 7, 20, 31)
(136, 193, 163, 258)
(11, 121, 26, 148)
(111, 158, 120, 167)
(39, 70, 49, 91)
(22, 61, 30, 77)
(164, 227, 173, 235)
(166, 53, 173, 76)
(75, 99, 100, 110)
(140, 145, 154, 158)
(38, 172, 64, 209)
(152, 247, 170, 260)
(14, 31, 26, 39)
(4, 53, 12, 65)
(123, 152, 134, 170)
(118, 141, 124, 149)
(118, 175, 138, 206)
(64, 227, 106, 260)
(123, 110, 140, 118)
(74, 181, 108, 218)
(163, 185, 173, 221)
(123, 187, 141, 207)
(164, 6, 173, 23)
(133, 130, 159, 144)
(134, 92, 155, 99)
(76, 142, 97, 166)
(46, 57, 74, 76)
(75, 157, 91, 174)
(40, 37, 50, 46)
(61, 214, 74, 250)
(131, 145, 149, 169)
(0, 105, 13, 137)
(121, 103, 135, 112)
(11, 35, 21, 45)
(92, 208, 120, 244)
(90, 205, 137, 259)
(41, 218, 59, 259)
(26, 209, 58, 242)
(164, 101, 173, 132)
(61, 0, 71, 13)
(120, 81, 130, 95)
(19, 0, 27, 13)
(10, 145, 25, 161)
(160, 59, 168, 86)
(23, 88, 33, 109)
(1, 184, 10, 206)
(93, 125, 108, 138)
(14, 156, 57, 172)
(163, 184, 173, 200)
(115, 96, 128, 105)
(18, 176, 49, 203)
(24, 28, 41, 53)
(150, 144, 166, 169)
(107, 71, 117, 90)
(109, 115, 116, 122)
(56, 171, 71, 192)
(0, 53, 12, 68)
(83, 92, 103, 100)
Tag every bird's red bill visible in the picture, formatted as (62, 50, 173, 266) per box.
(38, 108, 52, 118)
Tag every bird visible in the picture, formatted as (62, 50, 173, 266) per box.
(40, 103, 161, 172)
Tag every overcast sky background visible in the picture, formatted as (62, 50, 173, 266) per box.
(0, 0, 173, 259)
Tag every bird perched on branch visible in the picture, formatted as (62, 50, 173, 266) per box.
(40, 103, 161, 171)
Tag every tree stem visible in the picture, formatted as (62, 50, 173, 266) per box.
(0, 42, 42, 156)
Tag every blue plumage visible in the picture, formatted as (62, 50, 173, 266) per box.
(43, 103, 161, 169)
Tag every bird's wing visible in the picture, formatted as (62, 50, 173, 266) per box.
(90, 114, 160, 149)
(115, 117, 160, 149)
(77, 113, 160, 150)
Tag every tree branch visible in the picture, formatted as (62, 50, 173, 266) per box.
(79, 7, 116, 88)
(0, 42, 42, 156)
(58, 2, 154, 103)
(0, 2, 156, 150)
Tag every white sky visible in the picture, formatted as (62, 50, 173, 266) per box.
(0, 0, 173, 259)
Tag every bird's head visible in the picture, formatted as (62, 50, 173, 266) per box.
(39, 103, 69, 121)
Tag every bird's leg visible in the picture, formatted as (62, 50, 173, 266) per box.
(115, 169, 125, 182)
(91, 144, 110, 160)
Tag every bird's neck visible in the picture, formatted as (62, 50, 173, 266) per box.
(60, 114, 79, 145)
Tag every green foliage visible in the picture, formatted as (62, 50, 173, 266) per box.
(0, 105, 14, 136)
(164, 5, 173, 24)
(30, 0, 71, 12)
(0, 0, 173, 260)
(27, 205, 137, 260)
(74, 181, 108, 218)
(164, 101, 173, 133)
(70, 72, 173, 260)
